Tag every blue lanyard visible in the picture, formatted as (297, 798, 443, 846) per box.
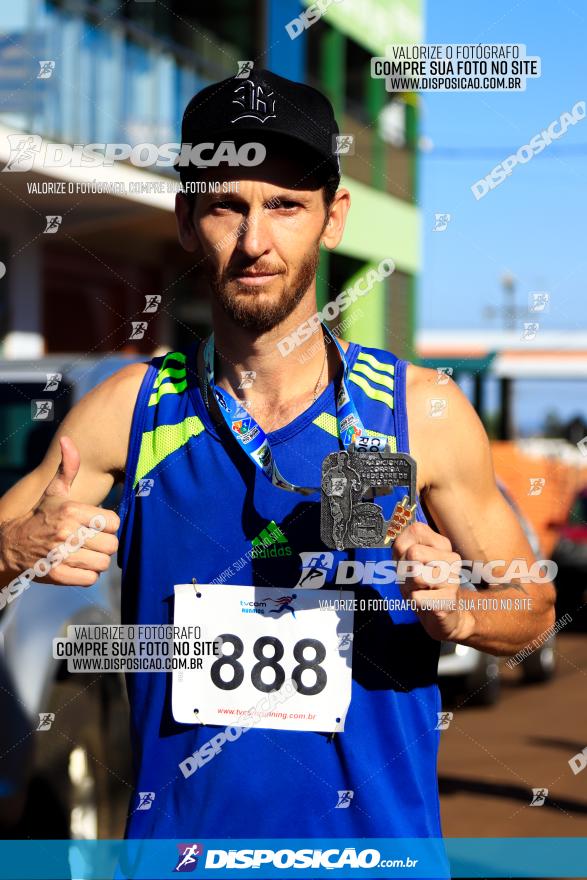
(203, 323, 388, 495)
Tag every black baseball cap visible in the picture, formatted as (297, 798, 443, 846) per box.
(176, 68, 341, 185)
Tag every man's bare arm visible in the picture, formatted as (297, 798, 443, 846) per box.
(400, 366, 556, 656)
(0, 362, 148, 588)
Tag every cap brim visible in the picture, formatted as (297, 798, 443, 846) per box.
(175, 127, 340, 185)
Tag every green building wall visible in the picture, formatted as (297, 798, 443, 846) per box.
(309, 0, 422, 360)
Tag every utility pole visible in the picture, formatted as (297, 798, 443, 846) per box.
(483, 270, 526, 329)
(498, 272, 515, 440)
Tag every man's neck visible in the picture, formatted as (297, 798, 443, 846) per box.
(210, 303, 348, 405)
(198, 302, 349, 432)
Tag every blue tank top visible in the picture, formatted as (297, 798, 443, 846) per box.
(117, 339, 443, 842)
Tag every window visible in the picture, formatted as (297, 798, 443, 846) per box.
(345, 40, 371, 124)
(0, 381, 71, 495)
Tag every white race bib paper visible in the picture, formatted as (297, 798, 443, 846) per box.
(171, 583, 354, 733)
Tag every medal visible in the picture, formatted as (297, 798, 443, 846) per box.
(321, 446, 417, 549)
(202, 323, 418, 548)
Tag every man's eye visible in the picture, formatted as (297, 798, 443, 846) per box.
(210, 201, 233, 211)
(272, 201, 300, 210)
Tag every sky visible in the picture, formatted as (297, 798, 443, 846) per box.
(420, 0, 587, 433)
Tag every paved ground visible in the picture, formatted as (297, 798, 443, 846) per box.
(438, 625, 587, 876)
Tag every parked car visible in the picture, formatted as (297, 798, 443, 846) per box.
(552, 487, 587, 618)
(0, 356, 142, 839)
(438, 482, 556, 706)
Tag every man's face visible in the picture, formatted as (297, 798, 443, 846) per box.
(175, 159, 348, 333)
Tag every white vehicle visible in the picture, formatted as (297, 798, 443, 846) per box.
(437, 483, 556, 706)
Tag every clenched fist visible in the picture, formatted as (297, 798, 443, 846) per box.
(392, 521, 470, 643)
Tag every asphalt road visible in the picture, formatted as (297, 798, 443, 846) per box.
(438, 630, 587, 842)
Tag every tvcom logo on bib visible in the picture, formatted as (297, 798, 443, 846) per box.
(240, 594, 298, 617)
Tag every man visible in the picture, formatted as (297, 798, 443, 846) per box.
(0, 69, 554, 850)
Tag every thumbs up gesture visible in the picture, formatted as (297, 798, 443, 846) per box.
(4, 436, 120, 587)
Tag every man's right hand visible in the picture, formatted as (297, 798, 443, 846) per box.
(1, 436, 120, 587)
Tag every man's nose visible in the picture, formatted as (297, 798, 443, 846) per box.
(236, 209, 272, 258)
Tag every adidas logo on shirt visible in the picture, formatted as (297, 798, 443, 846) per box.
(251, 520, 292, 558)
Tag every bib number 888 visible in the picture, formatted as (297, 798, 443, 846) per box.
(210, 634, 327, 696)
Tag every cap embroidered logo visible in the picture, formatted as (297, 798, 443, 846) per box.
(232, 80, 277, 124)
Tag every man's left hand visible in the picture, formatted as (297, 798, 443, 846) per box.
(392, 522, 473, 643)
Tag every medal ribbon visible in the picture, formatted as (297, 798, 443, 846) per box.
(202, 322, 388, 496)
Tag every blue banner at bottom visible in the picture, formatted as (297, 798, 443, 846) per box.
(0, 838, 585, 879)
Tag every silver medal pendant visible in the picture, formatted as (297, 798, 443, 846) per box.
(320, 444, 417, 550)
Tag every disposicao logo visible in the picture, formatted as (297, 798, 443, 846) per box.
(174, 843, 204, 872)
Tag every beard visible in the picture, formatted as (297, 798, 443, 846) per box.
(205, 243, 321, 333)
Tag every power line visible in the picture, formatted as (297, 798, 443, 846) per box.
(423, 144, 587, 159)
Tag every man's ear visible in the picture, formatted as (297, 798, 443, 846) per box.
(175, 191, 201, 254)
(321, 188, 350, 250)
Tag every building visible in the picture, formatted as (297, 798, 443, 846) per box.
(0, 0, 422, 360)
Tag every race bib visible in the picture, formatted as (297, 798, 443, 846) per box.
(171, 583, 354, 733)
